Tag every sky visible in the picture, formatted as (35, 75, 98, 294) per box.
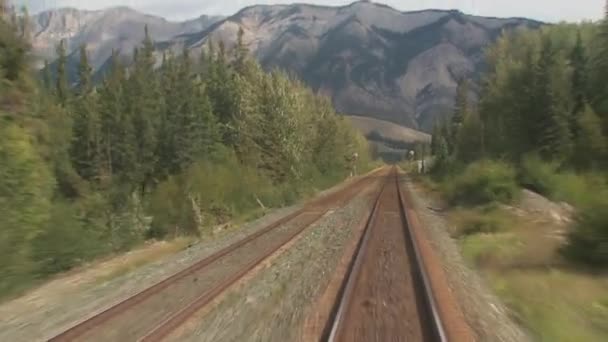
(12, 0, 607, 22)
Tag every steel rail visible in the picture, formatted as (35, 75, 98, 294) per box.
(396, 170, 447, 342)
(48, 171, 378, 342)
(323, 167, 447, 342)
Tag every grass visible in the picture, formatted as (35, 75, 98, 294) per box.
(490, 270, 608, 341)
(418, 173, 608, 341)
(94, 237, 196, 284)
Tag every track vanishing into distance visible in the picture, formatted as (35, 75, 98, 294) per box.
(48, 170, 381, 342)
(322, 167, 446, 342)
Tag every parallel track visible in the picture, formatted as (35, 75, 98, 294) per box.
(323, 167, 446, 342)
(48, 171, 382, 342)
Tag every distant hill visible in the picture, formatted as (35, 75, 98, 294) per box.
(32, 1, 543, 132)
(347, 115, 430, 143)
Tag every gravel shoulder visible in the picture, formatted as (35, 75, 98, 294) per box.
(165, 186, 378, 342)
(404, 177, 532, 342)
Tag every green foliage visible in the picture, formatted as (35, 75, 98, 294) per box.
(518, 154, 561, 196)
(519, 154, 607, 207)
(563, 191, 608, 266)
(0, 7, 372, 298)
(572, 105, 607, 169)
(445, 160, 519, 206)
(453, 206, 511, 237)
(0, 122, 54, 294)
(428, 20, 608, 267)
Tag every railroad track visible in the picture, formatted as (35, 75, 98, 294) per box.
(323, 167, 446, 342)
(48, 170, 383, 342)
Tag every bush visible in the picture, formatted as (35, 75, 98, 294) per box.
(562, 192, 608, 266)
(460, 211, 508, 236)
(519, 154, 560, 197)
(149, 150, 283, 237)
(519, 154, 607, 208)
(446, 160, 519, 206)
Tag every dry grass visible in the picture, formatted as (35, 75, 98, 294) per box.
(490, 270, 608, 341)
(427, 177, 608, 341)
(94, 237, 196, 284)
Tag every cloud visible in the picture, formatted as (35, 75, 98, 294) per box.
(12, 0, 606, 22)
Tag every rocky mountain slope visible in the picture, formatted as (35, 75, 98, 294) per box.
(31, 7, 222, 69)
(33, 1, 542, 132)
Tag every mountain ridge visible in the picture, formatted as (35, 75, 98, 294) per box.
(33, 1, 544, 132)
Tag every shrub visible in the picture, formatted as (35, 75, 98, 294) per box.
(148, 150, 282, 237)
(519, 154, 560, 197)
(562, 191, 608, 266)
(446, 160, 519, 206)
(519, 154, 607, 208)
(461, 211, 508, 236)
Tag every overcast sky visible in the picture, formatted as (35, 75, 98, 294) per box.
(12, 0, 606, 22)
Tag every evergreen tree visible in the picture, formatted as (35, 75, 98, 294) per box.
(430, 121, 440, 156)
(129, 26, 161, 193)
(452, 78, 469, 131)
(572, 104, 607, 169)
(535, 37, 572, 161)
(456, 111, 483, 162)
(0, 4, 28, 82)
(77, 44, 92, 95)
(451, 78, 469, 156)
(42, 60, 52, 91)
(55, 39, 69, 106)
(234, 26, 248, 75)
(570, 31, 588, 139)
(98, 50, 136, 185)
(591, 1, 608, 130)
(70, 44, 101, 182)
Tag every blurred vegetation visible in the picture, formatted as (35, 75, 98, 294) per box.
(0, 4, 373, 299)
(429, 17, 608, 267)
(443, 161, 519, 206)
(420, 11, 608, 340)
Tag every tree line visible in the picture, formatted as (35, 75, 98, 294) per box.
(430, 10, 608, 265)
(0, 4, 371, 297)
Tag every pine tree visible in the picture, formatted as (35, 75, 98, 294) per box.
(430, 121, 440, 156)
(70, 44, 101, 182)
(456, 111, 483, 162)
(129, 26, 161, 193)
(98, 50, 136, 185)
(234, 26, 248, 75)
(55, 39, 69, 106)
(570, 31, 587, 139)
(535, 37, 572, 161)
(452, 78, 469, 129)
(591, 1, 608, 131)
(0, 3, 28, 82)
(42, 60, 52, 91)
(77, 44, 92, 95)
(572, 104, 607, 169)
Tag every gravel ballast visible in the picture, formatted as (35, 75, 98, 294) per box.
(166, 193, 375, 341)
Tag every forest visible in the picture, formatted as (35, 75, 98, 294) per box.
(430, 12, 608, 265)
(0, 4, 371, 297)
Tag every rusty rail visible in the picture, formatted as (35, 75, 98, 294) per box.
(323, 167, 447, 342)
(49, 170, 380, 342)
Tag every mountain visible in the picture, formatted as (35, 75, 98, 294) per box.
(32, 1, 542, 132)
(31, 7, 223, 70)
